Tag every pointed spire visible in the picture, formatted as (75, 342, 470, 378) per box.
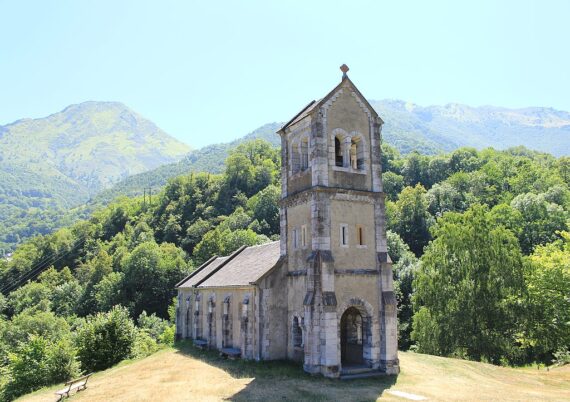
(340, 64, 349, 79)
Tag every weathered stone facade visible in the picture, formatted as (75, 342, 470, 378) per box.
(175, 68, 399, 377)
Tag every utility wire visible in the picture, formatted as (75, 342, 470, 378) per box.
(0, 237, 87, 295)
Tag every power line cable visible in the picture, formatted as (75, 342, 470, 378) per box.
(0, 236, 87, 294)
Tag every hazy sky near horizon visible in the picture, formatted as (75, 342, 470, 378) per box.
(1, 0, 569, 148)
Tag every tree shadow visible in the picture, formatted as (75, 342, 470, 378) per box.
(174, 340, 398, 401)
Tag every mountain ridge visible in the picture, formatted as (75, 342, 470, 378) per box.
(2, 98, 569, 252)
(0, 101, 190, 252)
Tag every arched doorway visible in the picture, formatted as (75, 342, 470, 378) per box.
(340, 307, 364, 365)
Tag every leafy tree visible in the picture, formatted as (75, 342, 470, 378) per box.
(1, 336, 79, 401)
(247, 184, 280, 236)
(4, 310, 70, 350)
(427, 156, 451, 185)
(137, 311, 170, 341)
(382, 172, 405, 201)
(390, 184, 434, 256)
(219, 207, 252, 231)
(182, 218, 211, 253)
(193, 228, 268, 265)
(523, 232, 570, 359)
(381, 144, 402, 174)
(426, 182, 465, 216)
(401, 152, 430, 187)
(77, 249, 113, 315)
(131, 330, 159, 359)
(121, 242, 188, 318)
(510, 193, 568, 254)
(93, 272, 124, 312)
(412, 205, 526, 364)
(7, 282, 51, 315)
(75, 306, 137, 372)
(0, 294, 7, 317)
(448, 147, 481, 173)
(51, 281, 83, 317)
(387, 230, 419, 349)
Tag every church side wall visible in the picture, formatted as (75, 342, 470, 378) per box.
(176, 287, 256, 359)
(258, 264, 288, 360)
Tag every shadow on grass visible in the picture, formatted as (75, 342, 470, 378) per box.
(174, 340, 398, 402)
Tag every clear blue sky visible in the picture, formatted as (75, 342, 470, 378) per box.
(1, 0, 569, 148)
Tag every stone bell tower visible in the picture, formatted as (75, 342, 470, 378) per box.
(277, 65, 399, 377)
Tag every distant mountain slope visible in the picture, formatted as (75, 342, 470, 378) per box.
(373, 100, 570, 156)
(96, 102, 570, 207)
(0, 101, 190, 252)
(0, 101, 190, 192)
(3, 99, 570, 252)
(92, 122, 282, 205)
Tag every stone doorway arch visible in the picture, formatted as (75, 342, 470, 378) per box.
(340, 307, 364, 365)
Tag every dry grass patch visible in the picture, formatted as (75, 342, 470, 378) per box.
(17, 342, 570, 402)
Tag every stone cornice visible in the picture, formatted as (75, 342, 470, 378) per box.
(280, 185, 385, 208)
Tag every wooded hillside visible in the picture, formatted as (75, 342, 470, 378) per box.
(0, 140, 568, 400)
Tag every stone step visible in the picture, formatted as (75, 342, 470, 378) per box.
(339, 370, 386, 380)
(341, 366, 374, 375)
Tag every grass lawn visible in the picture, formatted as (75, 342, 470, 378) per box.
(18, 341, 570, 401)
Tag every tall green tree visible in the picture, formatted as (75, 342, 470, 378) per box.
(390, 184, 434, 256)
(523, 232, 570, 359)
(121, 242, 189, 318)
(412, 205, 526, 364)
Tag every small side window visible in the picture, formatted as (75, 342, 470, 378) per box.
(301, 138, 309, 171)
(292, 228, 298, 249)
(340, 224, 349, 247)
(356, 225, 365, 246)
(301, 225, 307, 249)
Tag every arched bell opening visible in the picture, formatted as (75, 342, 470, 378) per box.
(335, 136, 343, 167)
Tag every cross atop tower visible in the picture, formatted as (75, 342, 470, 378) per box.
(340, 64, 349, 79)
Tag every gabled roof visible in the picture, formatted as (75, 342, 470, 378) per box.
(198, 241, 281, 288)
(176, 241, 281, 290)
(279, 75, 382, 133)
(177, 256, 230, 288)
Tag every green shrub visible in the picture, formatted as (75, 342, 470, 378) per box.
(553, 349, 570, 366)
(75, 306, 136, 372)
(137, 311, 169, 341)
(0, 335, 79, 401)
(131, 330, 159, 359)
(4, 310, 70, 350)
(159, 324, 175, 346)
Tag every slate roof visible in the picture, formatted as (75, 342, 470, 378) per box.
(177, 256, 229, 288)
(176, 241, 281, 289)
(282, 99, 319, 129)
(198, 241, 281, 288)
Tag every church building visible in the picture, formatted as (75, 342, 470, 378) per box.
(175, 65, 399, 378)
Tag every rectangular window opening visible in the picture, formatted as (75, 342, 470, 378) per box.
(357, 225, 365, 246)
(340, 224, 348, 247)
(301, 225, 307, 248)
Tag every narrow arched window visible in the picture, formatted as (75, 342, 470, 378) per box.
(291, 143, 301, 174)
(300, 138, 309, 171)
(351, 137, 364, 170)
(292, 316, 303, 347)
(335, 136, 343, 167)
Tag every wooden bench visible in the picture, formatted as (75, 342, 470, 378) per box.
(220, 347, 241, 360)
(194, 339, 208, 349)
(55, 374, 92, 400)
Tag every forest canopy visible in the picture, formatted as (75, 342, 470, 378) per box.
(0, 140, 568, 399)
